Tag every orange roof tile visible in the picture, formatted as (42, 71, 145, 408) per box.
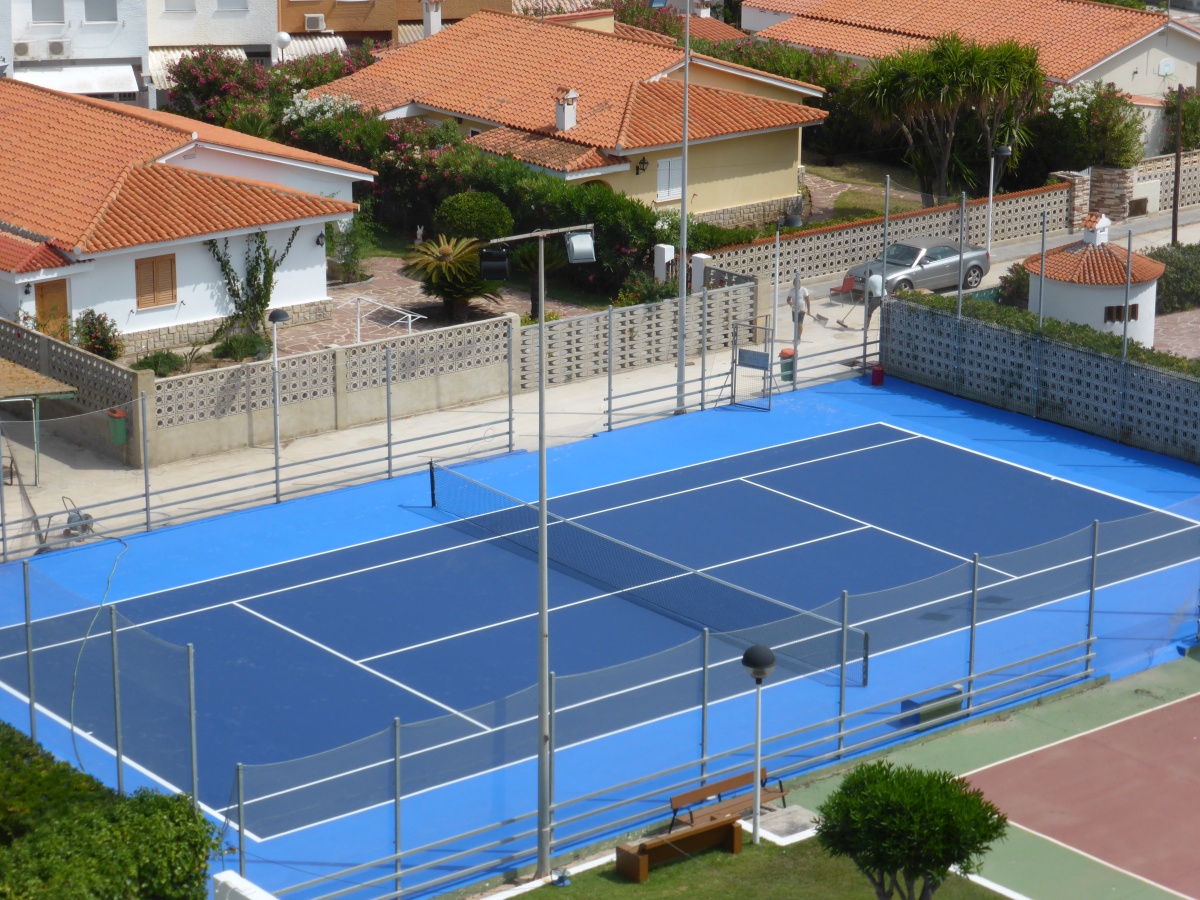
(0, 79, 359, 257)
(613, 21, 679, 45)
(0, 232, 73, 274)
(0, 358, 75, 399)
(685, 15, 746, 42)
(753, 0, 1174, 81)
(1024, 241, 1165, 285)
(467, 127, 626, 171)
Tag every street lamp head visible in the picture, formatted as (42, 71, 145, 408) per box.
(742, 644, 776, 682)
(781, 214, 803, 228)
(564, 231, 596, 264)
(268, 308, 291, 324)
(991, 145, 1012, 159)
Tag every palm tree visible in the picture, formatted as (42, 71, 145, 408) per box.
(511, 240, 567, 319)
(403, 235, 502, 323)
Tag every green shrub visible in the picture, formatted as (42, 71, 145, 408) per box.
(997, 261, 1030, 309)
(213, 331, 272, 361)
(1144, 243, 1200, 315)
(615, 269, 677, 307)
(131, 351, 187, 377)
(433, 191, 515, 242)
(71, 309, 123, 360)
(326, 198, 381, 284)
(520, 310, 563, 326)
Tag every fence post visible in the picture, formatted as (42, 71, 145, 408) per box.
(109, 607, 124, 796)
(548, 671, 557, 851)
(272, 364, 282, 503)
(140, 393, 151, 531)
(237, 763, 246, 878)
(0, 420, 7, 563)
(606, 306, 614, 432)
(700, 287, 709, 409)
(385, 347, 394, 479)
(838, 590, 849, 755)
(1087, 520, 1099, 674)
(507, 321, 515, 453)
(24, 561, 35, 742)
(968, 554, 979, 710)
(700, 628, 709, 784)
(394, 717, 402, 897)
(187, 643, 198, 811)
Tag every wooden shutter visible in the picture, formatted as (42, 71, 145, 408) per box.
(135, 258, 156, 309)
(135, 255, 177, 309)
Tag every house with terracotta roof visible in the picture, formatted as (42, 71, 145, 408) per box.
(316, 8, 825, 226)
(742, 0, 1200, 151)
(0, 78, 373, 350)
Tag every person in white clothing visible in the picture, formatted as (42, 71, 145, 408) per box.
(787, 283, 811, 341)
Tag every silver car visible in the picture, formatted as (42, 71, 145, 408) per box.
(846, 237, 989, 297)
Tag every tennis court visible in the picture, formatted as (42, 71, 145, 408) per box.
(0, 379, 1198, 895)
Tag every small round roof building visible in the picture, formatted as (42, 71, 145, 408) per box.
(1023, 212, 1165, 348)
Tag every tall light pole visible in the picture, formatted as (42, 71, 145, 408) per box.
(742, 644, 775, 845)
(675, 0, 692, 414)
(985, 144, 1011, 256)
(489, 225, 594, 880)
(268, 308, 289, 503)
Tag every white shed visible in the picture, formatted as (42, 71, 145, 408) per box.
(1023, 213, 1164, 349)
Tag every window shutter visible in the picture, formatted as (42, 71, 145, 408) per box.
(154, 256, 176, 307)
(136, 259, 156, 309)
(656, 157, 682, 202)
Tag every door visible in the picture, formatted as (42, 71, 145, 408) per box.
(916, 246, 958, 290)
(34, 280, 69, 341)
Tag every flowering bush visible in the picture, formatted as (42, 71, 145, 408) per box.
(1019, 81, 1143, 186)
(614, 269, 677, 307)
(72, 309, 124, 360)
(164, 47, 269, 125)
(281, 92, 388, 166)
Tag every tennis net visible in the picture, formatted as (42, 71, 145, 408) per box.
(430, 463, 868, 684)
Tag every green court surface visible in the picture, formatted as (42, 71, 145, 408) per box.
(784, 656, 1200, 900)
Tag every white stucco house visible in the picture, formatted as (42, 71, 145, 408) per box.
(744, 0, 1200, 153)
(1024, 214, 1165, 349)
(0, 0, 13, 80)
(0, 77, 374, 352)
(8, 0, 151, 104)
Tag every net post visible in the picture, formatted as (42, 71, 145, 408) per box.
(606, 306, 614, 432)
(838, 590, 848, 756)
(23, 561, 35, 742)
(272, 364, 282, 504)
(187, 643, 198, 811)
(393, 717, 402, 897)
(0, 420, 7, 563)
(140, 393, 151, 531)
(700, 629, 709, 785)
(700, 287, 708, 409)
(507, 320, 515, 453)
(548, 670, 557, 856)
(237, 763, 246, 878)
(109, 606, 124, 796)
(385, 346, 394, 479)
(1087, 520, 1099, 674)
(428, 461, 436, 508)
(968, 553, 979, 710)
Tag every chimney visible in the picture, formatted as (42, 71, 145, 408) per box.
(555, 88, 579, 131)
(422, 0, 444, 38)
(696, 0, 712, 17)
(1081, 211, 1111, 246)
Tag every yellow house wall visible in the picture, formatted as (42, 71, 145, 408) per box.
(279, 0, 396, 35)
(673, 65, 812, 104)
(601, 130, 799, 215)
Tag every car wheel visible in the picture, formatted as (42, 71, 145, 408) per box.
(894, 279, 913, 292)
(964, 266, 983, 289)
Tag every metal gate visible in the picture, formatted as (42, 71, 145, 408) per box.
(730, 320, 774, 410)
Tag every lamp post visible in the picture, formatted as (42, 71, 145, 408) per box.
(268, 308, 290, 502)
(275, 31, 292, 65)
(490, 225, 594, 880)
(985, 144, 1011, 256)
(675, 0, 692, 414)
(742, 644, 775, 845)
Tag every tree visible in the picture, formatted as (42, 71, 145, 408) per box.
(969, 40, 1043, 184)
(1161, 86, 1200, 155)
(205, 229, 299, 335)
(433, 192, 514, 242)
(816, 761, 1008, 900)
(403, 235, 502, 323)
(511, 240, 566, 318)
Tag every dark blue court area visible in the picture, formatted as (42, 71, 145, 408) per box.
(1, 379, 1198, 896)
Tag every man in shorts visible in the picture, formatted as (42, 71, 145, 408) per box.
(787, 282, 811, 341)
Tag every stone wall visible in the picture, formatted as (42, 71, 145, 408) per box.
(693, 195, 805, 231)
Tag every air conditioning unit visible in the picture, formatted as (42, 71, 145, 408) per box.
(304, 13, 326, 31)
(13, 41, 36, 59)
(47, 39, 72, 58)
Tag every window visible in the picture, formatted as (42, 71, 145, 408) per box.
(164, 0, 196, 10)
(923, 245, 958, 262)
(216, 0, 250, 9)
(136, 255, 177, 310)
(656, 157, 682, 202)
(1104, 304, 1139, 323)
(84, 0, 118, 20)
(31, 0, 65, 23)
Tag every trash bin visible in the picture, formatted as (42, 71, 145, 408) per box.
(871, 365, 885, 386)
(779, 347, 795, 383)
(107, 408, 127, 445)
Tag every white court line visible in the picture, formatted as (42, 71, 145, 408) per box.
(232, 602, 489, 731)
(1008, 822, 1196, 900)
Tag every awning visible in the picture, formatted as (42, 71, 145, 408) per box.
(283, 33, 348, 60)
(11, 64, 139, 96)
(149, 46, 247, 91)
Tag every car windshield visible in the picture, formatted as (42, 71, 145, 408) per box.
(883, 244, 923, 266)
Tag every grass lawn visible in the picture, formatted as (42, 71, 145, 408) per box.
(555, 837, 1000, 898)
(802, 148, 915, 191)
(834, 188, 924, 219)
(364, 226, 412, 258)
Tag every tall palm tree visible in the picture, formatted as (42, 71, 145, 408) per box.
(403, 235, 502, 323)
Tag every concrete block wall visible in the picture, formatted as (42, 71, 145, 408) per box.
(126, 300, 333, 356)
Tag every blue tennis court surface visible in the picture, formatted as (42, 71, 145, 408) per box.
(1, 377, 1198, 895)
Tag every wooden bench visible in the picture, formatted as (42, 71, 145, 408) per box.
(615, 815, 741, 883)
(668, 768, 786, 833)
